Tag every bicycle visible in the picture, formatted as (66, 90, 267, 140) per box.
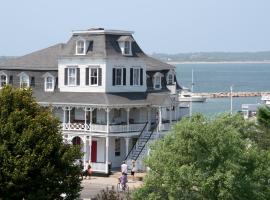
(116, 182, 129, 193)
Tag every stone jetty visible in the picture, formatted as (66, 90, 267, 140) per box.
(194, 91, 270, 98)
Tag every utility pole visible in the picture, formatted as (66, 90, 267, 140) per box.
(230, 85, 233, 115)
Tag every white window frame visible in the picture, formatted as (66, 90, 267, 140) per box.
(114, 67, 124, 86)
(19, 73, 30, 88)
(0, 72, 8, 88)
(154, 76, 161, 89)
(89, 67, 99, 86)
(167, 74, 174, 84)
(44, 75, 55, 92)
(124, 41, 131, 55)
(68, 67, 77, 86)
(76, 40, 86, 55)
(133, 67, 140, 86)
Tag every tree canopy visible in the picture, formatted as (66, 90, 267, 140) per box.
(0, 86, 82, 200)
(133, 114, 270, 200)
(256, 106, 270, 150)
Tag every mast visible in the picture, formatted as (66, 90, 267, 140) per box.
(189, 69, 194, 120)
(230, 85, 233, 114)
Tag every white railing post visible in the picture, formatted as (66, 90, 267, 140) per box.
(106, 108, 110, 133)
(105, 136, 109, 174)
(158, 106, 162, 131)
(126, 108, 130, 132)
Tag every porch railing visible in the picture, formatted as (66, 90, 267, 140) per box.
(62, 122, 147, 133)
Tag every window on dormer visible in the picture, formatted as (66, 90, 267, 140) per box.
(20, 73, 30, 88)
(76, 40, 85, 55)
(45, 76, 55, 91)
(0, 74, 7, 88)
(167, 74, 174, 84)
(154, 76, 161, 89)
(124, 41, 131, 55)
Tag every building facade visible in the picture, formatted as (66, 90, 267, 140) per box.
(0, 28, 189, 174)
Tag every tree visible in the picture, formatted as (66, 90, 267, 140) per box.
(133, 114, 270, 200)
(0, 86, 82, 200)
(255, 106, 270, 150)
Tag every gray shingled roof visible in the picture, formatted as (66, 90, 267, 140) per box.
(33, 90, 171, 107)
(0, 32, 174, 71)
(0, 44, 64, 70)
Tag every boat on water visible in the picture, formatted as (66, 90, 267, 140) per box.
(261, 95, 270, 105)
(178, 90, 206, 102)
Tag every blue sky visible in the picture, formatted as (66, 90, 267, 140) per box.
(0, 0, 270, 55)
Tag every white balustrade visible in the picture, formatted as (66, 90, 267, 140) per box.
(129, 123, 146, 132)
(91, 124, 107, 132)
(62, 123, 90, 131)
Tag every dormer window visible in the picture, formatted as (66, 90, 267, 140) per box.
(117, 36, 134, 56)
(166, 70, 175, 85)
(43, 73, 55, 92)
(0, 72, 7, 88)
(76, 40, 86, 55)
(19, 73, 30, 88)
(124, 41, 131, 55)
(153, 72, 164, 90)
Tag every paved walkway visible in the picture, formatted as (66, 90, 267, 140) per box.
(80, 173, 145, 199)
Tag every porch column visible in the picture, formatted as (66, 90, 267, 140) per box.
(84, 107, 87, 129)
(83, 136, 87, 168)
(63, 107, 67, 123)
(105, 136, 109, 174)
(126, 108, 130, 132)
(169, 106, 172, 123)
(147, 107, 151, 131)
(89, 135, 92, 163)
(68, 106, 71, 124)
(174, 104, 177, 121)
(125, 137, 130, 157)
(106, 108, 110, 133)
(158, 106, 162, 131)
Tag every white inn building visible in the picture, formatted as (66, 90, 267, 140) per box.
(0, 28, 189, 174)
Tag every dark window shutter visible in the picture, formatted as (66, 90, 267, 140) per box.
(98, 68, 102, 86)
(30, 77, 35, 87)
(123, 68, 126, 85)
(76, 68, 80, 85)
(9, 76, 13, 85)
(140, 68, 143, 85)
(86, 68, 89, 85)
(112, 68, 115, 86)
(130, 68, 133, 86)
(64, 68, 68, 85)
(55, 77, 58, 89)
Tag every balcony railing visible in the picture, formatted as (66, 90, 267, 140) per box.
(62, 122, 147, 133)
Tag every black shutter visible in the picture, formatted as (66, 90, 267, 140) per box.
(55, 77, 58, 89)
(30, 77, 35, 87)
(76, 68, 80, 85)
(86, 68, 89, 85)
(112, 68, 115, 85)
(140, 68, 143, 85)
(64, 68, 68, 85)
(130, 68, 133, 86)
(98, 68, 102, 86)
(9, 76, 13, 85)
(123, 68, 126, 85)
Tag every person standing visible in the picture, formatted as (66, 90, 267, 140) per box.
(131, 160, 136, 181)
(121, 161, 128, 175)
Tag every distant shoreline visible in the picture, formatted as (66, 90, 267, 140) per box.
(167, 61, 270, 65)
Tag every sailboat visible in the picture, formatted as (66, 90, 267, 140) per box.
(178, 69, 206, 102)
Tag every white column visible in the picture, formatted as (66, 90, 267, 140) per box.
(158, 106, 162, 131)
(169, 106, 172, 123)
(84, 107, 87, 129)
(106, 108, 110, 133)
(89, 135, 92, 163)
(68, 107, 71, 124)
(126, 108, 130, 132)
(83, 136, 87, 168)
(125, 137, 130, 157)
(63, 107, 66, 123)
(105, 136, 109, 174)
(147, 107, 151, 131)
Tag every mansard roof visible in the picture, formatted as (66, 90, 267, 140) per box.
(34, 90, 172, 107)
(0, 44, 64, 70)
(0, 29, 174, 71)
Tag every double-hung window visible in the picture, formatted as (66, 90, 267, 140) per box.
(64, 67, 80, 86)
(76, 40, 85, 55)
(68, 68, 76, 86)
(113, 67, 126, 86)
(130, 67, 143, 86)
(124, 41, 131, 55)
(133, 68, 140, 86)
(86, 66, 102, 86)
(168, 74, 173, 84)
(154, 76, 161, 89)
(45, 76, 54, 91)
(0, 74, 7, 87)
(20, 73, 30, 88)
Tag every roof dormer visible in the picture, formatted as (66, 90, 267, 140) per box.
(117, 36, 134, 56)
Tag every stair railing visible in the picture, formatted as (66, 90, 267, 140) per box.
(124, 122, 148, 161)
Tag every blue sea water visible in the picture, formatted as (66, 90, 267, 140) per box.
(175, 63, 270, 116)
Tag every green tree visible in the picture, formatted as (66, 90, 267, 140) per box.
(255, 106, 270, 150)
(133, 114, 270, 200)
(0, 86, 82, 200)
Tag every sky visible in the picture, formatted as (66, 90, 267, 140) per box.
(0, 0, 270, 56)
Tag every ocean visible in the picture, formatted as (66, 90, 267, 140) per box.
(175, 63, 270, 116)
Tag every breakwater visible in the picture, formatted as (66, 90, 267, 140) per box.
(194, 91, 270, 98)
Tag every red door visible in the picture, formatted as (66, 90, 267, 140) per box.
(91, 141, 97, 162)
